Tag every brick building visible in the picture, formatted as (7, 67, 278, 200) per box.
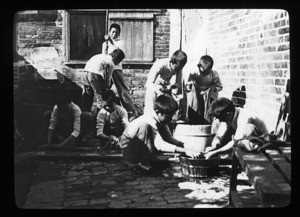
(13, 9, 290, 136)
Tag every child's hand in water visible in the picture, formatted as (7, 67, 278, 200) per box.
(108, 135, 118, 144)
(185, 149, 202, 159)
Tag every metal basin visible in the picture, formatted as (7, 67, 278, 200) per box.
(179, 154, 220, 178)
(174, 124, 213, 152)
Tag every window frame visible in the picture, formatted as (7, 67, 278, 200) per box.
(62, 9, 108, 66)
(62, 9, 160, 66)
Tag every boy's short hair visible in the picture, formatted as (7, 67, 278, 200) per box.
(154, 94, 178, 115)
(109, 48, 125, 65)
(102, 89, 117, 102)
(109, 23, 121, 33)
(209, 97, 235, 121)
(200, 55, 214, 70)
(55, 90, 72, 105)
(170, 50, 187, 67)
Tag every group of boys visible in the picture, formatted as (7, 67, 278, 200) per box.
(43, 23, 270, 175)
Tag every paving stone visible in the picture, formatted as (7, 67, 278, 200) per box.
(63, 199, 89, 207)
(24, 200, 63, 209)
(101, 180, 118, 185)
(126, 181, 140, 186)
(163, 203, 188, 208)
(24, 203, 63, 209)
(67, 180, 85, 186)
(65, 191, 83, 197)
(107, 190, 124, 198)
(109, 201, 129, 208)
(91, 180, 105, 186)
(140, 180, 163, 185)
(165, 196, 192, 204)
(80, 176, 92, 182)
(127, 202, 148, 208)
(65, 177, 77, 182)
(184, 201, 200, 208)
(141, 188, 161, 194)
(165, 179, 180, 184)
(20, 146, 248, 208)
(66, 171, 82, 177)
(109, 185, 128, 191)
(132, 195, 153, 203)
(117, 192, 142, 200)
(30, 180, 64, 189)
(147, 200, 168, 207)
(89, 198, 112, 205)
(133, 184, 155, 190)
(87, 189, 110, 197)
(162, 187, 182, 194)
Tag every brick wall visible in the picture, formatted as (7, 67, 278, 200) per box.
(63, 10, 170, 110)
(206, 9, 290, 131)
(154, 10, 170, 60)
(14, 10, 171, 112)
(14, 9, 290, 132)
(15, 10, 63, 105)
(14, 9, 290, 136)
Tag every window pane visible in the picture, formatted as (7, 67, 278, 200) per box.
(70, 12, 106, 60)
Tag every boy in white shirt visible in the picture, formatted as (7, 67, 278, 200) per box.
(102, 23, 138, 119)
(205, 97, 268, 159)
(81, 48, 125, 112)
(96, 90, 129, 149)
(144, 50, 188, 115)
(119, 94, 201, 175)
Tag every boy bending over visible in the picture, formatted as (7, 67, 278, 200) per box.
(119, 94, 201, 175)
(81, 48, 125, 112)
(205, 97, 268, 159)
(43, 91, 91, 148)
(96, 90, 129, 149)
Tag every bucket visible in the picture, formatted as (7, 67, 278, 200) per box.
(179, 154, 220, 178)
(173, 124, 213, 152)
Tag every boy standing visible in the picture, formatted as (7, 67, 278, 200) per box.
(81, 48, 125, 113)
(182, 55, 223, 124)
(102, 23, 138, 118)
(205, 97, 268, 159)
(144, 50, 188, 115)
(96, 90, 129, 149)
(119, 94, 201, 175)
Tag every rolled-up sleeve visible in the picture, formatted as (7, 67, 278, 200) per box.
(96, 110, 106, 137)
(154, 133, 177, 153)
(71, 107, 81, 138)
(147, 61, 163, 93)
(119, 107, 129, 129)
(49, 106, 58, 131)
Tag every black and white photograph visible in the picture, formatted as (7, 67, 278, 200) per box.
(13, 9, 291, 209)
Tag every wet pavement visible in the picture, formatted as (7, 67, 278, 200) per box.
(14, 139, 261, 209)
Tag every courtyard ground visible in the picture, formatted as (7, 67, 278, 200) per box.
(14, 135, 262, 209)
